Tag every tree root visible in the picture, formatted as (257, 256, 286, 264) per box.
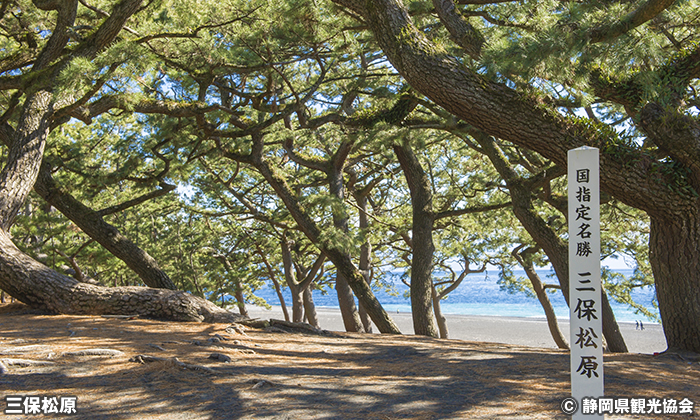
(1, 358, 56, 367)
(208, 353, 232, 363)
(248, 378, 275, 389)
(262, 319, 343, 337)
(62, 349, 124, 357)
(129, 354, 216, 375)
(0, 344, 52, 355)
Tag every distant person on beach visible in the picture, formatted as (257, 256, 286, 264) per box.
(640, 321, 644, 331)
(636, 321, 639, 330)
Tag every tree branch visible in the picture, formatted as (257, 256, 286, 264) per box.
(339, 0, 687, 216)
(437, 255, 486, 298)
(96, 182, 175, 217)
(32, 0, 78, 70)
(435, 201, 512, 220)
(431, 0, 484, 59)
(589, 0, 677, 43)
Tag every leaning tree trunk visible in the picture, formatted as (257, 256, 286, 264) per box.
(303, 287, 320, 329)
(248, 143, 401, 334)
(431, 284, 449, 339)
(524, 265, 569, 350)
(336, 271, 363, 332)
(393, 144, 439, 337)
(233, 279, 248, 317)
(650, 214, 700, 353)
(32, 162, 177, 290)
(357, 192, 374, 333)
(513, 246, 569, 350)
(477, 134, 628, 352)
(214, 255, 247, 316)
(0, 134, 239, 322)
(0, 0, 231, 322)
(0, 66, 227, 322)
(0, 231, 240, 322)
(328, 150, 364, 332)
(255, 243, 291, 321)
(514, 177, 629, 352)
(281, 240, 305, 323)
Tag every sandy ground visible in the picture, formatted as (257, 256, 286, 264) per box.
(245, 306, 668, 354)
(1, 304, 696, 420)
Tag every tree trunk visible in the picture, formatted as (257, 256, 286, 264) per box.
(0, 230, 240, 322)
(510, 184, 629, 351)
(289, 284, 304, 323)
(0, 91, 52, 231)
(32, 162, 177, 290)
(337, 0, 700, 352)
(246, 138, 401, 334)
(393, 144, 439, 337)
(255, 243, 290, 321)
(357, 298, 373, 333)
(336, 272, 363, 332)
(328, 147, 364, 333)
(524, 267, 569, 350)
(303, 286, 320, 328)
(649, 214, 700, 353)
(513, 246, 569, 350)
(509, 184, 628, 352)
(281, 240, 305, 323)
(477, 134, 628, 352)
(233, 278, 248, 317)
(273, 278, 291, 322)
(289, 285, 304, 322)
(357, 192, 374, 333)
(0, 0, 213, 321)
(599, 288, 628, 352)
(214, 255, 247, 317)
(432, 284, 449, 339)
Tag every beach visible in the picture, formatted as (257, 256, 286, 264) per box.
(3, 306, 696, 419)
(246, 305, 667, 354)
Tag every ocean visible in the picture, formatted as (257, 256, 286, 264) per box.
(250, 268, 659, 323)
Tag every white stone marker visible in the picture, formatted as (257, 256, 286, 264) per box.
(568, 146, 604, 418)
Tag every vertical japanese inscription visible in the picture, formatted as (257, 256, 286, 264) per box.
(568, 147, 604, 419)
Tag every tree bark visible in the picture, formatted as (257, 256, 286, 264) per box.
(289, 283, 304, 323)
(281, 239, 305, 323)
(431, 284, 449, 339)
(243, 135, 401, 334)
(649, 214, 700, 353)
(303, 286, 320, 329)
(0, 230, 240, 322)
(513, 246, 569, 350)
(393, 143, 439, 337)
(336, 271, 363, 332)
(328, 154, 364, 332)
(30, 162, 177, 290)
(356, 191, 374, 333)
(334, 0, 700, 352)
(233, 279, 247, 317)
(477, 134, 628, 352)
(0, 90, 52, 231)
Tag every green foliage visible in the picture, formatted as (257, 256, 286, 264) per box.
(347, 91, 418, 128)
(0, 0, 666, 324)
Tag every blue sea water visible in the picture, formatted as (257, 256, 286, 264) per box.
(250, 268, 659, 323)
